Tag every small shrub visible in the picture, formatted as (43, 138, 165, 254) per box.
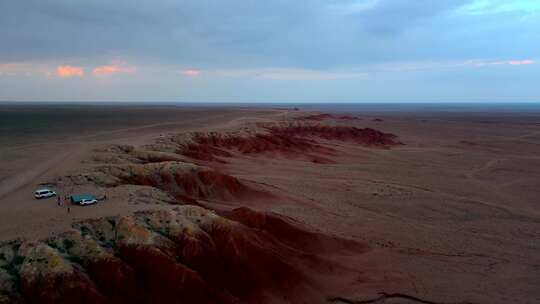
(62, 239, 75, 251)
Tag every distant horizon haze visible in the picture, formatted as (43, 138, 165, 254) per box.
(2, 101, 540, 114)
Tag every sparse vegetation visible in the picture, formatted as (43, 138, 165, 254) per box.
(62, 239, 75, 251)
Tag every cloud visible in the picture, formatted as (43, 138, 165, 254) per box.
(346, 0, 471, 36)
(0, 63, 55, 77)
(0, 63, 32, 71)
(328, 0, 381, 14)
(209, 68, 367, 81)
(455, 0, 540, 16)
(0, 63, 34, 76)
(181, 69, 201, 77)
(0, 0, 478, 67)
(0, 1, 539, 102)
(338, 58, 538, 73)
(467, 59, 536, 67)
(56, 65, 84, 77)
(508, 59, 535, 65)
(93, 61, 136, 76)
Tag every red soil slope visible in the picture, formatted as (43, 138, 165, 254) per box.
(223, 207, 366, 255)
(269, 125, 400, 147)
(179, 124, 400, 164)
(4, 207, 366, 303)
(180, 131, 337, 164)
(117, 167, 262, 203)
(299, 113, 335, 121)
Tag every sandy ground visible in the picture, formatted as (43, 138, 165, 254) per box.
(1, 105, 540, 303)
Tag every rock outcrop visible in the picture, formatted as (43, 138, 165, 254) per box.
(0, 207, 362, 303)
(177, 123, 401, 164)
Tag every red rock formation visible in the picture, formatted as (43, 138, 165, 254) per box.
(337, 115, 361, 120)
(180, 219, 305, 301)
(197, 170, 249, 199)
(179, 124, 400, 164)
(299, 113, 335, 121)
(268, 125, 400, 148)
(20, 271, 105, 304)
(116, 244, 232, 303)
(223, 207, 366, 255)
(112, 164, 263, 203)
(0, 207, 366, 303)
(84, 258, 137, 303)
(181, 143, 232, 163)
(298, 114, 361, 121)
(179, 131, 336, 164)
(17, 243, 107, 304)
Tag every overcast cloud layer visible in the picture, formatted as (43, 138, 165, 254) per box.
(0, 0, 538, 102)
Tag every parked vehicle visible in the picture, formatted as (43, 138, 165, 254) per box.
(35, 189, 56, 199)
(79, 198, 98, 206)
(71, 194, 97, 205)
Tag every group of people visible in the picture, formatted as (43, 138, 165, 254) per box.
(56, 196, 70, 213)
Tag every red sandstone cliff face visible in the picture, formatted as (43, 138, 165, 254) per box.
(267, 125, 400, 147)
(178, 123, 401, 164)
(91, 162, 267, 204)
(86, 121, 401, 167)
(0, 207, 365, 304)
(297, 114, 361, 121)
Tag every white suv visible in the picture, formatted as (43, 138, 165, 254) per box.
(80, 198, 98, 206)
(35, 189, 56, 199)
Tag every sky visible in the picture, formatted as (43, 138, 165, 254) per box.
(0, 0, 538, 103)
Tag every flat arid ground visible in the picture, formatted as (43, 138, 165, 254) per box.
(0, 104, 539, 303)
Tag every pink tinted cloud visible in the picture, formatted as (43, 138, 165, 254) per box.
(472, 59, 536, 67)
(508, 60, 535, 65)
(0, 63, 32, 71)
(181, 69, 201, 77)
(0, 63, 36, 76)
(93, 61, 136, 76)
(56, 65, 84, 77)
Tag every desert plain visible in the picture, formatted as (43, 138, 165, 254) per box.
(0, 104, 539, 304)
